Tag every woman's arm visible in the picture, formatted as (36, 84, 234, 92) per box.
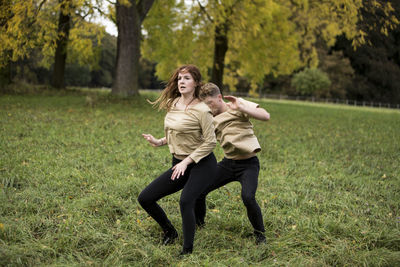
(171, 156, 194, 180)
(171, 107, 216, 180)
(142, 134, 167, 147)
(187, 109, 217, 163)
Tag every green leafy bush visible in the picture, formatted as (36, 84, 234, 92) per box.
(291, 68, 331, 96)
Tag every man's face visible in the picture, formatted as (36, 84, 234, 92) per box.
(203, 95, 223, 115)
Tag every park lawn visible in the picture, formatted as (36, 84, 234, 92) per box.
(1, 89, 399, 266)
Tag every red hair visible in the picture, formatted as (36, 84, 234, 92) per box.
(151, 64, 203, 111)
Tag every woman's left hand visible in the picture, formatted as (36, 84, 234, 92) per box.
(171, 157, 194, 180)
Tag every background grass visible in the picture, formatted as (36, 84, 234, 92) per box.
(1, 89, 399, 266)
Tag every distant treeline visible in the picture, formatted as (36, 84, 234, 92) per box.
(1, 1, 399, 104)
(0, 33, 163, 91)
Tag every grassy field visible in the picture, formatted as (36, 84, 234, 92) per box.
(1, 89, 399, 266)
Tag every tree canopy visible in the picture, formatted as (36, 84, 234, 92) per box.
(0, 0, 399, 103)
(142, 0, 398, 94)
(0, 0, 105, 72)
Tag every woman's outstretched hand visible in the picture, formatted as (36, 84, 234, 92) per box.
(142, 133, 164, 147)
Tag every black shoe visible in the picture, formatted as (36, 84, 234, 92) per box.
(178, 247, 193, 256)
(256, 234, 266, 245)
(162, 229, 178, 245)
(255, 231, 266, 245)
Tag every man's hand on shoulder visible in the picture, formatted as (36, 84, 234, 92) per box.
(225, 95, 270, 121)
(224, 95, 245, 112)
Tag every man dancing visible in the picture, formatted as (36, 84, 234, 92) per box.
(196, 82, 270, 244)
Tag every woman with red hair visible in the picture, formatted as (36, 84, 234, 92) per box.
(138, 65, 217, 256)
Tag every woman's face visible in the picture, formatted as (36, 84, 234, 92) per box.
(177, 71, 196, 96)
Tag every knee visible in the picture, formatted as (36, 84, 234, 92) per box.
(196, 194, 206, 203)
(180, 195, 195, 211)
(138, 191, 151, 207)
(241, 193, 256, 207)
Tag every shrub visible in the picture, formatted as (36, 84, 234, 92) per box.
(291, 68, 331, 96)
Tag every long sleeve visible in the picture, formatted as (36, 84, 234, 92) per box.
(188, 108, 216, 163)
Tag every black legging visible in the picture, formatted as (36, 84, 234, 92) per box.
(195, 156, 265, 233)
(138, 153, 217, 249)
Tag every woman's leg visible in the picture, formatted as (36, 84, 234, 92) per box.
(179, 153, 217, 251)
(138, 159, 189, 233)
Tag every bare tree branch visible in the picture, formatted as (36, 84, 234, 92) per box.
(75, 9, 91, 20)
(36, 0, 48, 15)
(92, 5, 107, 17)
(137, 0, 155, 23)
(196, 0, 213, 23)
(105, 0, 116, 5)
(25, 0, 48, 29)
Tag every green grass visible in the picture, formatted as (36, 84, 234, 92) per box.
(1, 89, 399, 266)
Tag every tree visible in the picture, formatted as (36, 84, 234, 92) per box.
(195, 0, 238, 90)
(0, 0, 105, 88)
(90, 32, 117, 88)
(334, 0, 400, 104)
(112, 0, 155, 96)
(142, 0, 210, 81)
(317, 48, 354, 99)
(192, 0, 299, 92)
(142, 0, 398, 94)
(52, 0, 72, 88)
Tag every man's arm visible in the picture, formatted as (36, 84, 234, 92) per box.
(224, 95, 270, 121)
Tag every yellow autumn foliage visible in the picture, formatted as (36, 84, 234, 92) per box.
(142, 0, 398, 91)
(0, 0, 105, 69)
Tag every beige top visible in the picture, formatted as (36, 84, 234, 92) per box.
(164, 100, 216, 163)
(213, 98, 261, 160)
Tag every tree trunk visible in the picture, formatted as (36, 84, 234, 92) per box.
(211, 23, 229, 91)
(52, 0, 71, 89)
(113, 0, 155, 97)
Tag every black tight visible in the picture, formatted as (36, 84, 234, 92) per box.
(195, 156, 265, 233)
(138, 153, 217, 249)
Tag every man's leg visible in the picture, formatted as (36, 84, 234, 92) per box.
(194, 158, 235, 227)
(236, 157, 266, 243)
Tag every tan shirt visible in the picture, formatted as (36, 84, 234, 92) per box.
(164, 101, 216, 163)
(213, 98, 261, 160)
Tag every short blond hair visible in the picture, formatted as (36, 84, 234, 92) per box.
(200, 82, 221, 99)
